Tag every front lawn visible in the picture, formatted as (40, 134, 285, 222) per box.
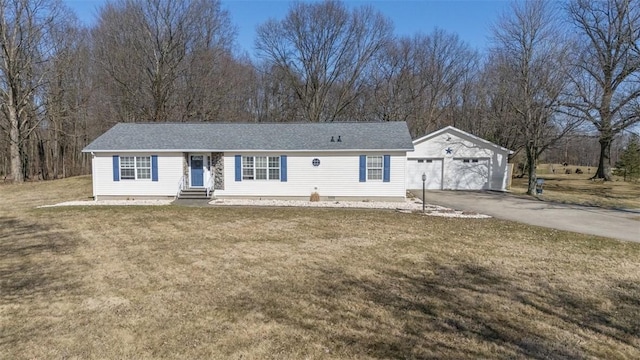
(1, 177, 639, 359)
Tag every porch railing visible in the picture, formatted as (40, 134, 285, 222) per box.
(206, 175, 215, 198)
(176, 175, 186, 199)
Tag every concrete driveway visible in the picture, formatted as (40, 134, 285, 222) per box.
(410, 190, 640, 243)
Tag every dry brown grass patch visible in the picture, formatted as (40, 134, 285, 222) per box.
(1, 177, 639, 359)
(511, 164, 640, 209)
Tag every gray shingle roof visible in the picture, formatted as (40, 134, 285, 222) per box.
(82, 122, 414, 152)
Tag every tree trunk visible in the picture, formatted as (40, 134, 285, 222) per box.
(8, 106, 24, 183)
(594, 137, 613, 180)
(51, 118, 60, 179)
(526, 145, 538, 196)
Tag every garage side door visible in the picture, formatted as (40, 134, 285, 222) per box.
(406, 159, 443, 189)
(445, 158, 489, 190)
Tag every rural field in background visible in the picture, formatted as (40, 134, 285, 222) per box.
(1, 177, 639, 359)
(510, 163, 640, 209)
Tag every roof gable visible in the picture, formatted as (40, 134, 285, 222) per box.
(413, 126, 513, 154)
(83, 122, 414, 152)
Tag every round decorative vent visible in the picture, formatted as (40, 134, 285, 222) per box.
(312, 158, 321, 167)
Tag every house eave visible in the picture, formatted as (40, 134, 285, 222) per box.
(82, 148, 413, 153)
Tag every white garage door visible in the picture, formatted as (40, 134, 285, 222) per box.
(406, 158, 443, 189)
(445, 158, 489, 190)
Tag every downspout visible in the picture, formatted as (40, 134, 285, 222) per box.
(91, 152, 97, 201)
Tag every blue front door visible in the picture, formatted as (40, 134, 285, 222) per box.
(191, 155, 204, 187)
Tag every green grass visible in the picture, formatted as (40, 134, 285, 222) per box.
(1, 177, 639, 359)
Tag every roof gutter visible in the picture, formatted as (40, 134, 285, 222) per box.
(82, 148, 414, 153)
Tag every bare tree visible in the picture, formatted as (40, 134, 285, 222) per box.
(249, 62, 301, 123)
(416, 29, 478, 135)
(566, 0, 640, 180)
(491, 0, 578, 195)
(0, 0, 75, 182)
(39, 23, 95, 179)
(368, 37, 420, 124)
(367, 30, 478, 137)
(472, 57, 522, 152)
(92, 0, 236, 123)
(255, 0, 393, 122)
(182, 52, 257, 122)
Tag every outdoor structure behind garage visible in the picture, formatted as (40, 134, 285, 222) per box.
(406, 126, 513, 191)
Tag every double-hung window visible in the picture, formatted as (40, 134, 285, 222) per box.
(255, 156, 268, 180)
(243, 156, 280, 180)
(120, 156, 151, 180)
(268, 156, 280, 180)
(242, 156, 254, 180)
(367, 155, 383, 181)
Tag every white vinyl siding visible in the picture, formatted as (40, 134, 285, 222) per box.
(91, 151, 408, 200)
(219, 152, 406, 199)
(92, 152, 183, 198)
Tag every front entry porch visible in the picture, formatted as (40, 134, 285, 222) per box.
(177, 152, 224, 200)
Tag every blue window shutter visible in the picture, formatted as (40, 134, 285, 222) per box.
(383, 155, 391, 182)
(359, 155, 366, 182)
(235, 155, 242, 181)
(280, 155, 287, 182)
(112, 155, 120, 182)
(151, 155, 158, 182)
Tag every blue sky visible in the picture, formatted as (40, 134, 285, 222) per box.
(64, 0, 508, 55)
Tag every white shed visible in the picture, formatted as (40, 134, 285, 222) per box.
(406, 126, 513, 191)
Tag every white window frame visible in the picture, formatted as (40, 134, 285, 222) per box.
(120, 156, 151, 180)
(242, 156, 254, 180)
(367, 155, 383, 181)
(243, 156, 280, 181)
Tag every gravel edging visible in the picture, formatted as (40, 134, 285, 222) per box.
(37, 199, 173, 208)
(38, 198, 490, 218)
(210, 198, 491, 218)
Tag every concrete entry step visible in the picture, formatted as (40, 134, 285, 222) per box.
(178, 188, 210, 200)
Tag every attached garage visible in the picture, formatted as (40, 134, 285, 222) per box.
(445, 158, 489, 190)
(407, 158, 443, 189)
(406, 126, 513, 191)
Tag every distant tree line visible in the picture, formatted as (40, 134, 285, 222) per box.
(0, 0, 638, 192)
